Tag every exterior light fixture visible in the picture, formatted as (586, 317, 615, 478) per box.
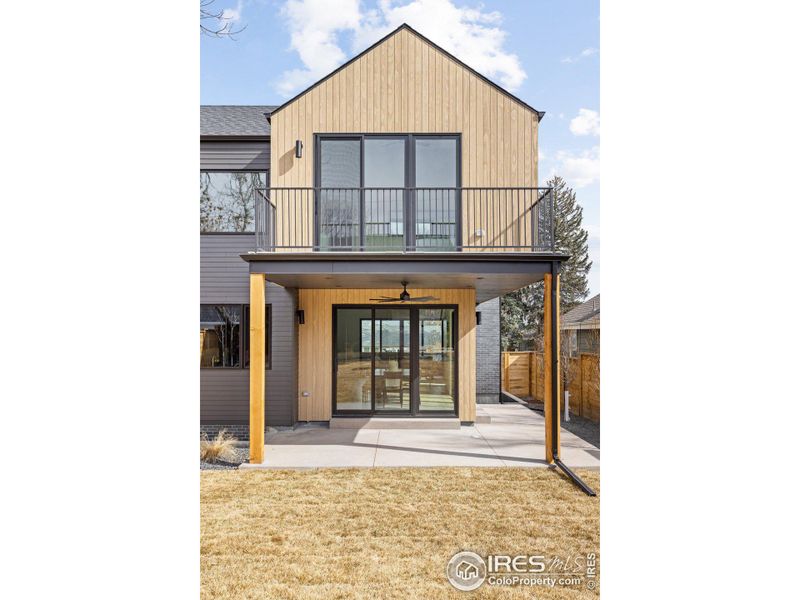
(295, 140, 303, 158)
(296, 309, 305, 325)
(476, 311, 482, 325)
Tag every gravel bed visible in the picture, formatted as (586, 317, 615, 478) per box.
(559, 413, 600, 448)
(200, 447, 249, 471)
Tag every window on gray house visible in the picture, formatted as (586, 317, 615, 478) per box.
(200, 172, 266, 232)
(200, 304, 271, 368)
(200, 305, 242, 367)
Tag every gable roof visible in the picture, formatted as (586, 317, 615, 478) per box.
(201, 105, 277, 137)
(268, 23, 544, 121)
(562, 294, 600, 329)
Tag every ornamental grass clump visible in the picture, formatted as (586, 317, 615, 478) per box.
(200, 430, 238, 463)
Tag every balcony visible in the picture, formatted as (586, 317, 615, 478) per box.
(254, 187, 554, 253)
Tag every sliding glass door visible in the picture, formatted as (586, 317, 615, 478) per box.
(318, 138, 360, 250)
(373, 308, 412, 412)
(364, 138, 406, 250)
(333, 307, 372, 410)
(418, 308, 456, 412)
(316, 135, 459, 251)
(333, 306, 457, 415)
(414, 138, 459, 250)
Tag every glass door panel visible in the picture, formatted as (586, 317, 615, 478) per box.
(418, 308, 456, 412)
(414, 138, 458, 250)
(319, 139, 361, 250)
(364, 138, 406, 250)
(334, 306, 456, 416)
(334, 308, 373, 411)
(373, 308, 412, 412)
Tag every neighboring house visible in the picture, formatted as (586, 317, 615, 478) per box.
(201, 24, 570, 471)
(561, 294, 600, 356)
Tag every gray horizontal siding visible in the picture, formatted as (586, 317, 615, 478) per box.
(201, 233, 297, 426)
(200, 140, 270, 171)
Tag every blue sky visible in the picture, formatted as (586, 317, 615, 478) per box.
(201, 0, 600, 295)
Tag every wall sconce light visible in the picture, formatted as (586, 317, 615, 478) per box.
(296, 309, 305, 325)
(295, 140, 303, 158)
(476, 311, 482, 325)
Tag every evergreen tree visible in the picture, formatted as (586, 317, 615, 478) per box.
(501, 176, 592, 350)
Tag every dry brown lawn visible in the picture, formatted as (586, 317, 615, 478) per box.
(201, 468, 599, 599)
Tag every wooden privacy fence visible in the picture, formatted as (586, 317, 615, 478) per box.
(502, 351, 600, 423)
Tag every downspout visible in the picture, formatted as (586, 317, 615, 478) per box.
(550, 262, 597, 497)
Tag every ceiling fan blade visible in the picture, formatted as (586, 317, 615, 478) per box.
(369, 296, 395, 301)
(409, 296, 439, 302)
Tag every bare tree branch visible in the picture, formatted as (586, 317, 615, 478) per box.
(201, 0, 246, 39)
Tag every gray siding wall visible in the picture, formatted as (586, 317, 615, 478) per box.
(201, 233, 297, 427)
(200, 140, 270, 171)
(476, 297, 501, 403)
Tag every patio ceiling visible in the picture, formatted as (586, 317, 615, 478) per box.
(240, 252, 568, 303)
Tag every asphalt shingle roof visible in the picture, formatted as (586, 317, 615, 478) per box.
(562, 294, 600, 326)
(200, 105, 277, 137)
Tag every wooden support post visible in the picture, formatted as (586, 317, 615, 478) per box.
(544, 272, 561, 464)
(249, 273, 266, 464)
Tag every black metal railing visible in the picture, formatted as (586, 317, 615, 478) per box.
(254, 187, 554, 252)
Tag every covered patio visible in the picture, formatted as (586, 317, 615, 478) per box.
(240, 403, 600, 469)
(241, 252, 597, 494)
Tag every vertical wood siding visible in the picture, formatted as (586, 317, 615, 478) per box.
(270, 27, 539, 251)
(297, 288, 477, 422)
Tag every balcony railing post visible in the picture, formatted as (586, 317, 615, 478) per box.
(254, 187, 263, 252)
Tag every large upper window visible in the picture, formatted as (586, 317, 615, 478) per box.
(315, 135, 459, 250)
(200, 304, 271, 368)
(200, 172, 266, 232)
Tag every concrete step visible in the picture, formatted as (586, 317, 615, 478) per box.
(330, 417, 461, 430)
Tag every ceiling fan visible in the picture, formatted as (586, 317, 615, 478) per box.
(370, 281, 439, 303)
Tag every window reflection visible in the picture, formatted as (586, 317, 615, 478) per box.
(200, 172, 265, 232)
(200, 305, 241, 367)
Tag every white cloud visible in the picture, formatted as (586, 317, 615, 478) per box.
(221, 1, 243, 23)
(569, 108, 600, 136)
(561, 47, 598, 64)
(278, 0, 362, 97)
(549, 147, 600, 188)
(277, 0, 526, 97)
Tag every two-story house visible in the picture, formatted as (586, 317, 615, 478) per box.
(201, 24, 574, 481)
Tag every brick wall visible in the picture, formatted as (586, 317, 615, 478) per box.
(201, 423, 254, 441)
(476, 297, 501, 403)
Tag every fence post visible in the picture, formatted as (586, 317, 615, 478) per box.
(528, 352, 534, 399)
(502, 352, 509, 391)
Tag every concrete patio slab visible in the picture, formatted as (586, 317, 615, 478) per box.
(475, 405, 599, 468)
(242, 403, 600, 469)
(373, 428, 505, 466)
(330, 417, 460, 429)
(241, 428, 380, 468)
